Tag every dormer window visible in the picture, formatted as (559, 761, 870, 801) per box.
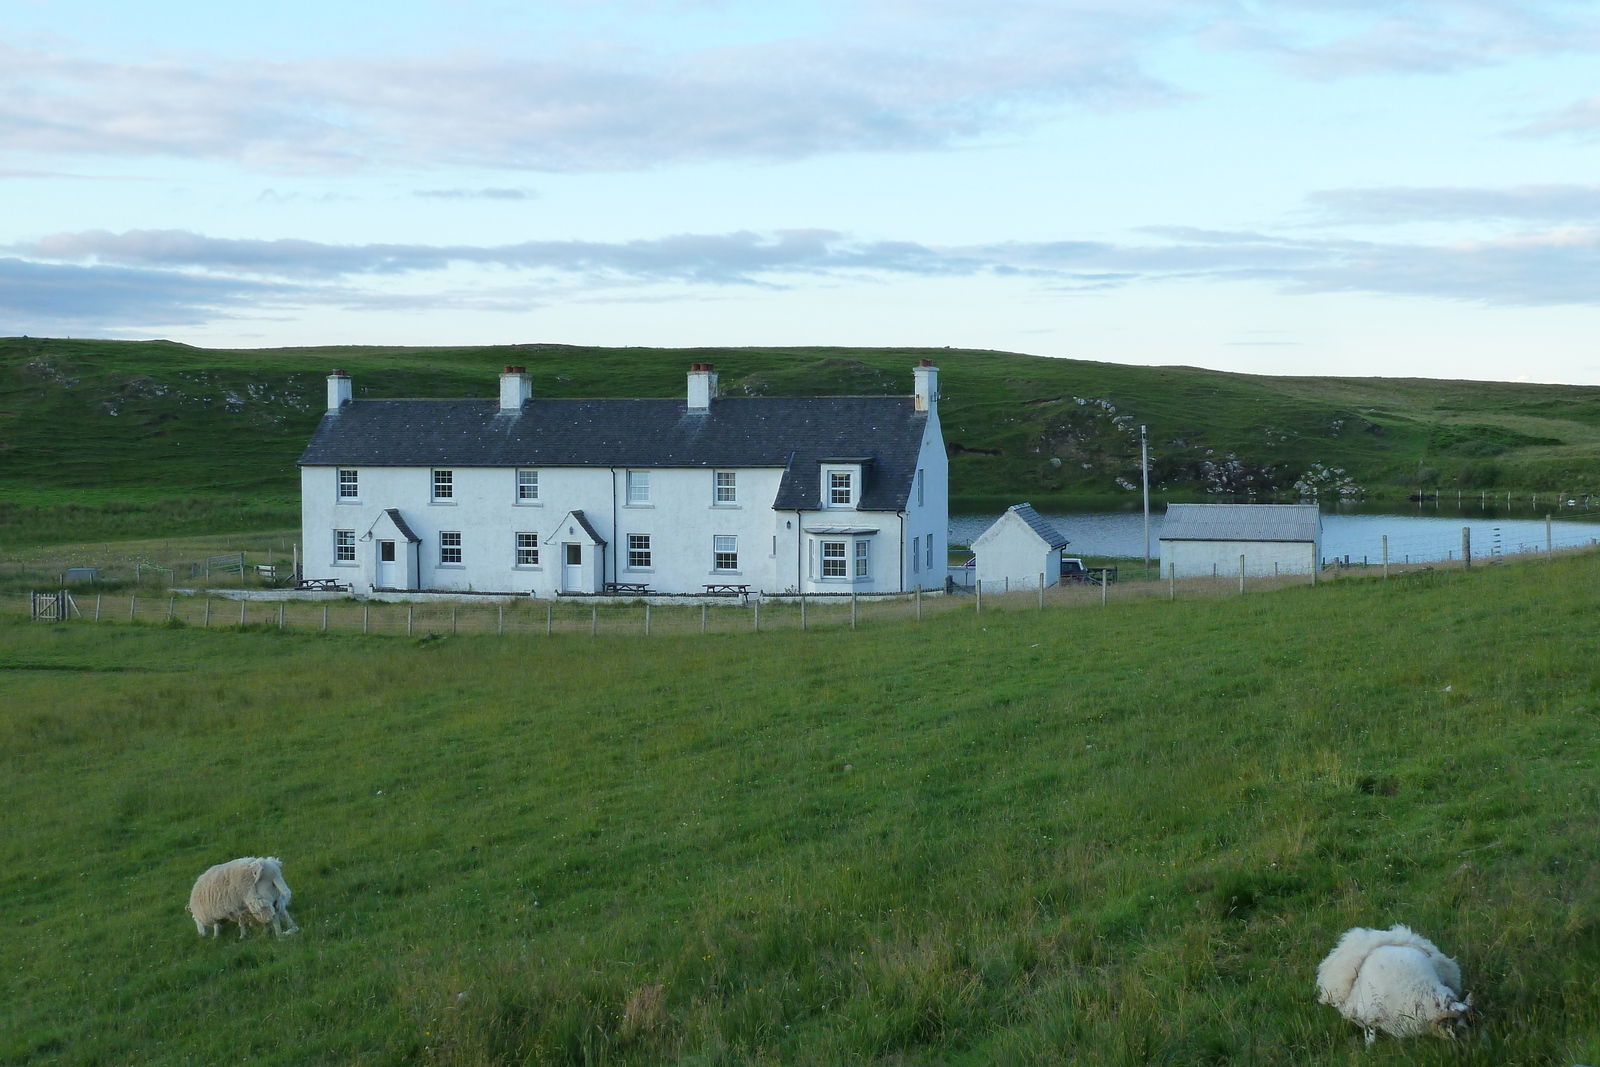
(829, 471, 852, 505)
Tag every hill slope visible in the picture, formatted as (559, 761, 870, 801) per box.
(2, 557, 1598, 1064)
(4, 336, 1600, 542)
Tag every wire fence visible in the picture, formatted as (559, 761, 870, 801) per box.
(8, 540, 1591, 639)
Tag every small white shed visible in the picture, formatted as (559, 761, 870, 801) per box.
(1158, 503, 1321, 579)
(972, 503, 1071, 591)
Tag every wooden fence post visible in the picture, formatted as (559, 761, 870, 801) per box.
(240, 599, 247, 626)
(204, 599, 211, 628)
(914, 587, 920, 621)
(95, 593, 102, 621)
(498, 604, 504, 635)
(130, 595, 136, 622)
(1038, 572, 1045, 609)
(754, 598, 760, 631)
(591, 604, 598, 636)
(645, 603, 651, 636)
(407, 604, 413, 636)
(169, 597, 175, 621)
(546, 601, 553, 636)
(1169, 562, 1175, 600)
(802, 593, 808, 630)
(851, 592, 858, 629)
(322, 605, 328, 632)
(701, 603, 708, 634)
(1101, 573, 1107, 606)
(1382, 535, 1389, 578)
(1462, 526, 1472, 570)
(976, 579, 982, 615)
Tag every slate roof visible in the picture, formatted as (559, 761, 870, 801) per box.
(1008, 504, 1071, 549)
(300, 396, 929, 511)
(381, 508, 420, 543)
(1159, 503, 1320, 543)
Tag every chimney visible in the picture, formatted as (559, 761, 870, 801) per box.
(913, 360, 938, 412)
(499, 365, 531, 412)
(327, 370, 352, 411)
(687, 362, 718, 411)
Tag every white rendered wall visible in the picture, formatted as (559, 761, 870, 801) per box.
(901, 409, 949, 592)
(972, 513, 1058, 590)
(1159, 539, 1318, 579)
(305, 465, 802, 595)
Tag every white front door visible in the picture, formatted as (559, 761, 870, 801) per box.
(563, 543, 583, 592)
(377, 540, 397, 588)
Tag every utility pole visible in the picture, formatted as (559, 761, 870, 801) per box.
(1141, 424, 1151, 581)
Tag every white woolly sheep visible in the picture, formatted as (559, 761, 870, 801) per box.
(186, 856, 299, 938)
(1316, 924, 1473, 1043)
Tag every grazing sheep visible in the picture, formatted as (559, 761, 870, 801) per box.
(1316, 924, 1473, 1043)
(186, 857, 299, 938)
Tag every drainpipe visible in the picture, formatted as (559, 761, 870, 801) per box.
(795, 511, 804, 592)
(610, 466, 619, 588)
(897, 511, 906, 592)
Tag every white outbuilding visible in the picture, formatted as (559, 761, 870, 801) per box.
(1158, 503, 1321, 579)
(971, 503, 1071, 591)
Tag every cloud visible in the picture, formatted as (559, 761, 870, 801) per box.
(1308, 184, 1600, 223)
(0, 256, 304, 329)
(6, 2, 1591, 173)
(414, 187, 536, 200)
(15, 222, 1600, 316)
(1514, 95, 1600, 138)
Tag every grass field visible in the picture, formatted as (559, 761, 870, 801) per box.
(4, 552, 1599, 1065)
(7, 335, 1600, 547)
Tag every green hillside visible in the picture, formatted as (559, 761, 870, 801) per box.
(5, 335, 1600, 544)
(4, 557, 1599, 1064)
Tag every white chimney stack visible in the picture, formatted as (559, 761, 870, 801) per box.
(499, 365, 531, 412)
(913, 360, 938, 412)
(327, 370, 352, 411)
(687, 362, 718, 411)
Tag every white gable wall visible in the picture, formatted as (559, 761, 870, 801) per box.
(972, 510, 1061, 591)
(1160, 538, 1317, 579)
(901, 403, 948, 591)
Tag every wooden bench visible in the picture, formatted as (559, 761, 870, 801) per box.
(603, 582, 653, 595)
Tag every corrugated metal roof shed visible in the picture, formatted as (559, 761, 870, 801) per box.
(1159, 503, 1320, 543)
(1008, 503, 1071, 549)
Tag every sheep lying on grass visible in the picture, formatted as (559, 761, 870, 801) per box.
(1317, 924, 1473, 1043)
(186, 857, 299, 938)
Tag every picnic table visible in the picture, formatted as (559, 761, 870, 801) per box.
(603, 582, 653, 595)
(703, 583, 751, 600)
(296, 578, 350, 592)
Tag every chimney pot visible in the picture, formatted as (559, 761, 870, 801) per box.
(919, 359, 932, 367)
(504, 364, 525, 374)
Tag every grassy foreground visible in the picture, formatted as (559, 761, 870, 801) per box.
(4, 558, 1599, 1065)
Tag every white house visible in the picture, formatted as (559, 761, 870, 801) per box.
(971, 504, 1071, 591)
(298, 361, 948, 596)
(1158, 503, 1321, 578)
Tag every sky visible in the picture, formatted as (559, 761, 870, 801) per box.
(3, 0, 1600, 383)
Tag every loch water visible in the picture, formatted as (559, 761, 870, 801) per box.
(950, 499, 1600, 565)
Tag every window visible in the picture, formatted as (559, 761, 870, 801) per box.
(916, 468, 925, 507)
(516, 532, 539, 566)
(432, 469, 454, 501)
(926, 533, 934, 570)
(855, 539, 870, 578)
(715, 471, 737, 503)
(440, 531, 462, 565)
(628, 533, 652, 569)
(713, 535, 738, 571)
(829, 471, 852, 506)
(338, 469, 359, 499)
(822, 540, 847, 577)
(517, 469, 539, 502)
(627, 470, 651, 504)
(335, 530, 355, 562)
(912, 536, 920, 574)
